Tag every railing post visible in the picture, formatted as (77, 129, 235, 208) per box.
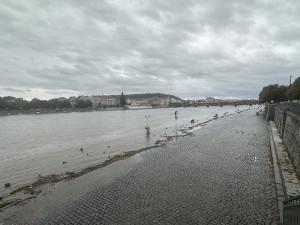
(283, 195, 300, 225)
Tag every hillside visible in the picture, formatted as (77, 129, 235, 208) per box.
(113, 93, 181, 100)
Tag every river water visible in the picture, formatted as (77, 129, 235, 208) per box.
(0, 106, 252, 197)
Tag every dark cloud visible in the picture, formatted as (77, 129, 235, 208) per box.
(0, 87, 24, 93)
(0, 0, 299, 100)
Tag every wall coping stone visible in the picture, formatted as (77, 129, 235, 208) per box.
(286, 111, 300, 121)
(275, 107, 286, 114)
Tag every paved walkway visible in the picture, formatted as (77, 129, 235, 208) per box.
(1, 110, 279, 224)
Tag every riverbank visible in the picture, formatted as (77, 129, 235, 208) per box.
(0, 108, 281, 224)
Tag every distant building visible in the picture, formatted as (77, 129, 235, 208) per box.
(124, 96, 183, 107)
(206, 97, 215, 103)
(126, 98, 134, 104)
(78, 95, 91, 100)
(187, 99, 196, 104)
(55, 97, 67, 101)
(92, 95, 116, 107)
(126, 98, 150, 105)
(170, 98, 182, 104)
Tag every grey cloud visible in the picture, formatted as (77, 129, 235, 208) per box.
(0, 0, 299, 100)
(0, 87, 25, 93)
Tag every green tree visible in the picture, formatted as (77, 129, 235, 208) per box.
(286, 77, 300, 100)
(120, 92, 126, 106)
(259, 84, 288, 103)
(59, 100, 72, 109)
(0, 96, 29, 110)
(30, 98, 42, 108)
(0, 97, 6, 110)
(48, 99, 59, 109)
(75, 99, 92, 108)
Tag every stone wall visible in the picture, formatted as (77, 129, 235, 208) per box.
(274, 107, 286, 138)
(269, 101, 300, 175)
(282, 112, 300, 175)
(266, 102, 300, 175)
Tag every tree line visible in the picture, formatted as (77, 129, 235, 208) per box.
(259, 77, 300, 103)
(0, 97, 93, 111)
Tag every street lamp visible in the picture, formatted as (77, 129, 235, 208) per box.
(290, 75, 293, 86)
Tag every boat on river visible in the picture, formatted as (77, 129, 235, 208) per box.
(124, 104, 152, 110)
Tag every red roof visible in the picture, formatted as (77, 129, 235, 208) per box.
(93, 95, 115, 99)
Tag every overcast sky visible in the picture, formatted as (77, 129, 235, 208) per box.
(0, 0, 299, 100)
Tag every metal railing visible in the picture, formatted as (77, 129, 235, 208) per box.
(283, 195, 300, 225)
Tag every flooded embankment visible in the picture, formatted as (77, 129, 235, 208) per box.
(0, 106, 256, 209)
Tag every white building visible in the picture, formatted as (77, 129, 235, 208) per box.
(92, 95, 117, 107)
(170, 98, 182, 104)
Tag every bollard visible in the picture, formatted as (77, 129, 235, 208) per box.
(145, 115, 150, 135)
(145, 126, 150, 135)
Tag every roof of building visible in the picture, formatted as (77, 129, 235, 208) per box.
(93, 95, 116, 100)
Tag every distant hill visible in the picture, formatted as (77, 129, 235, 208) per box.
(113, 93, 181, 100)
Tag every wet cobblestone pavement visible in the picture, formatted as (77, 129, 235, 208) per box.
(1, 110, 279, 224)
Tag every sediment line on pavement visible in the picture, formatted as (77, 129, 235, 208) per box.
(1, 145, 161, 210)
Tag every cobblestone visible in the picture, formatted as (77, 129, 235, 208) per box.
(1, 110, 279, 224)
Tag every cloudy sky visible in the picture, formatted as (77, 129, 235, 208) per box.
(0, 0, 299, 100)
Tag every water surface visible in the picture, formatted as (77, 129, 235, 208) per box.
(0, 106, 250, 196)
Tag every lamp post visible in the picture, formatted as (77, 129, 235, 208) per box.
(290, 75, 293, 86)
